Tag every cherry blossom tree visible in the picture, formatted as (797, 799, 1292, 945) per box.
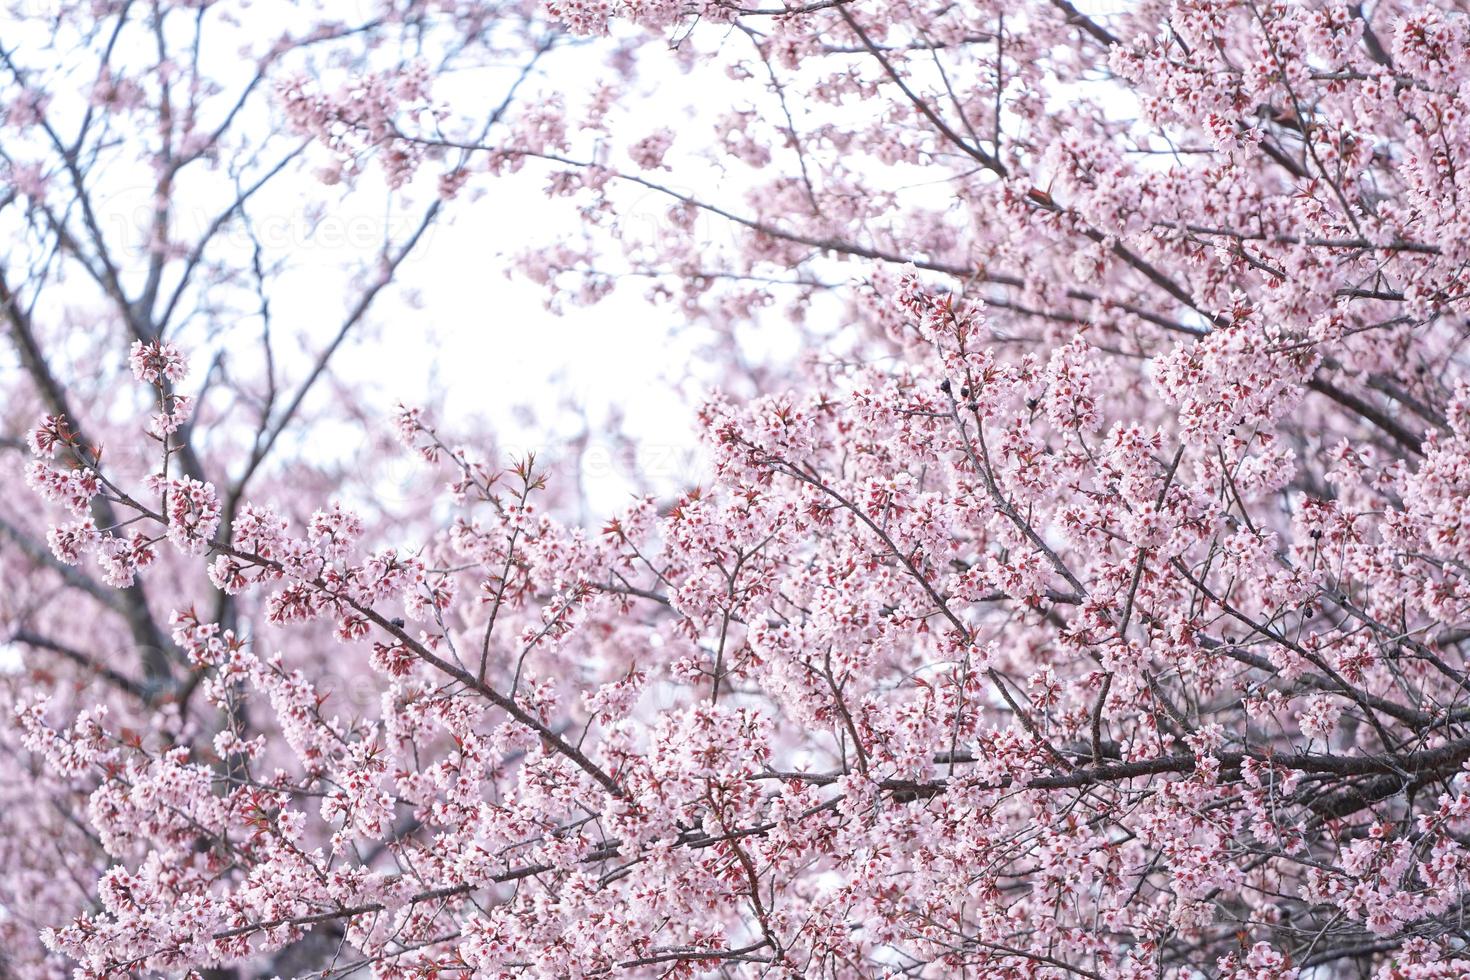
(6, 0, 1470, 976)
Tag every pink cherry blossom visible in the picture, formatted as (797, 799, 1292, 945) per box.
(6, 0, 1470, 977)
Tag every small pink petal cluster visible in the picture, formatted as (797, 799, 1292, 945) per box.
(278, 63, 439, 189)
(128, 339, 189, 386)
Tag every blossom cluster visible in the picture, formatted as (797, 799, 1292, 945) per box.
(8, 0, 1470, 976)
